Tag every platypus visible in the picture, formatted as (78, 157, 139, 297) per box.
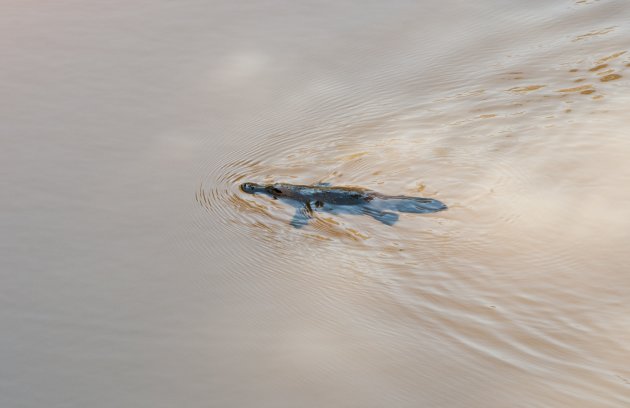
(240, 182, 447, 228)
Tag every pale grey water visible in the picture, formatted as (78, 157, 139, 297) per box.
(2, 1, 630, 407)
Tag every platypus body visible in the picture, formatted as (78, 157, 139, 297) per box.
(240, 182, 447, 228)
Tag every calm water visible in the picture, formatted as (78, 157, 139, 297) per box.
(2, 1, 630, 407)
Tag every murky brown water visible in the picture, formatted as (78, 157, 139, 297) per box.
(2, 1, 630, 407)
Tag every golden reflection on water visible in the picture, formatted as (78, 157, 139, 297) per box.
(600, 73, 622, 82)
(198, 7, 630, 401)
(572, 26, 616, 42)
(508, 85, 546, 93)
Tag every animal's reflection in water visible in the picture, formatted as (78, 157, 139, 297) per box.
(240, 182, 447, 228)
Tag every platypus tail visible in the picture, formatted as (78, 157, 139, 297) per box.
(394, 197, 447, 213)
(370, 196, 447, 214)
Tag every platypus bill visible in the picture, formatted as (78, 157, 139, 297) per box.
(240, 182, 447, 228)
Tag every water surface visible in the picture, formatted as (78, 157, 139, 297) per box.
(2, 1, 630, 407)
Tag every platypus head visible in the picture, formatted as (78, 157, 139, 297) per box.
(240, 182, 267, 194)
(240, 182, 286, 199)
